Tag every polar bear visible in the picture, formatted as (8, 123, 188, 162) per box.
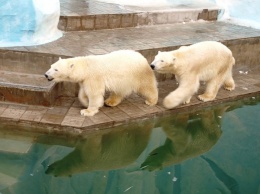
(45, 50, 158, 116)
(150, 41, 235, 109)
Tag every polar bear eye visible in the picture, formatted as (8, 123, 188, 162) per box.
(161, 60, 164, 62)
(54, 69, 58, 71)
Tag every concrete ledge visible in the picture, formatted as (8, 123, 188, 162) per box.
(0, 72, 58, 106)
(0, 82, 259, 135)
(59, 0, 221, 31)
(0, 50, 60, 75)
(59, 9, 220, 31)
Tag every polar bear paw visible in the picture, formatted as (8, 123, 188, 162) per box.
(224, 84, 235, 91)
(197, 94, 215, 102)
(105, 97, 122, 107)
(183, 97, 191, 104)
(224, 79, 235, 91)
(80, 108, 99, 116)
(145, 99, 157, 106)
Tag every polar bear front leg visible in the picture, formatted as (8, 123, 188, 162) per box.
(78, 85, 88, 107)
(80, 107, 99, 117)
(183, 96, 191, 104)
(163, 77, 199, 109)
(163, 89, 191, 109)
(176, 75, 191, 104)
(80, 82, 105, 116)
(80, 94, 104, 116)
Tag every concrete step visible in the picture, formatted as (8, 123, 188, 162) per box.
(0, 71, 57, 106)
(59, 0, 221, 31)
(0, 21, 260, 106)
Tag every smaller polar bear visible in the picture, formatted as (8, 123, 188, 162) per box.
(45, 50, 158, 116)
(150, 41, 235, 109)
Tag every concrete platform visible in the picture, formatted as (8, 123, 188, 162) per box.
(59, 0, 220, 31)
(0, 1, 259, 134)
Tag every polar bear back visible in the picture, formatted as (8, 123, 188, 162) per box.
(174, 41, 235, 81)
(69, 50, 156, 94)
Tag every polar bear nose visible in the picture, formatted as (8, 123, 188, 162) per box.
(150, 64, 155, 70)
(45, 74, 53, 81)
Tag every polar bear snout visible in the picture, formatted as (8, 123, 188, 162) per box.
(44, 73, 54, 81)
(150, 64, 155, 70)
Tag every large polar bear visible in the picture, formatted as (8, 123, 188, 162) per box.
(45, 50, 158, 116)
(150, 41, 235, 109)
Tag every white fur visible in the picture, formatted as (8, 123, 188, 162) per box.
(45, 50, 158, 116)
(150, 41, 235, 109)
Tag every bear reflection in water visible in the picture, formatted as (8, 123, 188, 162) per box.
(141, 105, 229, 171)
(46, 105, 230, 176)
(45, 121, 153, 177)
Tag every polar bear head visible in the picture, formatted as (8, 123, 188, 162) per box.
(45, 58, 74, 82)
(150, 51, 177, 74)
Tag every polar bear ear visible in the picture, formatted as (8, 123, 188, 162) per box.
(59, 57, 62, 61)
(172, 57, 177, 64)
(158, 51, 161, 54)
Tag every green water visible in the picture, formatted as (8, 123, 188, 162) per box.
(0, 97, 259, 194)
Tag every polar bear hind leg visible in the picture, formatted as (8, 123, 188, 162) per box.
(224, 57, 235, 91)
(138, 84, 158, 106)
(223, 71, 235, 91)
(198, 73, 226, 102)
(105, 92, 124, 107)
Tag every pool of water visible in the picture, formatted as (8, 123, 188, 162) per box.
(0, 96, 259, 194)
